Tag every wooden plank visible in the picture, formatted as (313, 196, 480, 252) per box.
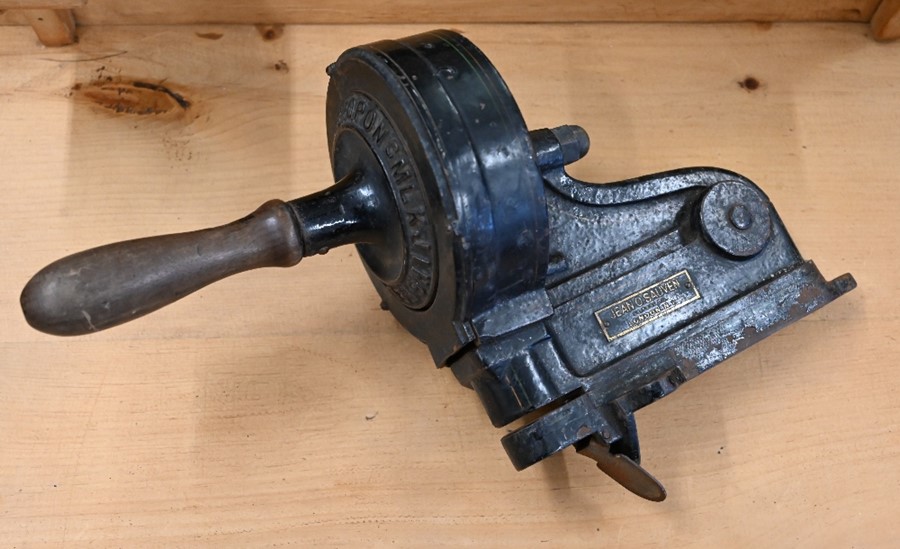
(0, 0, 884, 25)
(871, 0, 900, 38)
(0, 0, 82, 7)
(22, 8, 76, 46)
(1, 22, 897, 547)
(0, 1, 82, 47)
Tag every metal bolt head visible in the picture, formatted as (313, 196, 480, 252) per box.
(729, 204, 753, 230)
(699, 181, 773, 258)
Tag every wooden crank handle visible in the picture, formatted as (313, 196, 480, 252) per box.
(21, 200, 304, 336)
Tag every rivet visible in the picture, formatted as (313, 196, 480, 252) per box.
(438, 66, 458, 80)
(728, 204, 753, 230)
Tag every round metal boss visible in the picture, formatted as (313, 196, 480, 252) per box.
(325, 30, 547, 320)
(700, 181, 773, 257)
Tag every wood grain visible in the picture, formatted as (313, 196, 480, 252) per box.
(1, 23, 897, 547)
(21, 8, 75, 46)
(0, 0, 83, 8)
(0, 0, 885, 25)
(872, 0, 900, 38)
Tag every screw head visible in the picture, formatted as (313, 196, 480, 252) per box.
(729, 204, 753, 230)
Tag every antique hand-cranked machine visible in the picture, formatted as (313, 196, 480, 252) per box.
(21, 30, 855, 501)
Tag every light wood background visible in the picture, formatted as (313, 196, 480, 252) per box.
(1, 22, 897, 547)
(0, 0, 888, 25)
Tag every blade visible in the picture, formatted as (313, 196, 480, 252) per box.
(577, 436, 667, 502)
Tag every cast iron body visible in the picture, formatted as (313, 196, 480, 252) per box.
(21, 30, 856, 501)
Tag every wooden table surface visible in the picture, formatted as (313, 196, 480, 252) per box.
(1, 22, 897, 547)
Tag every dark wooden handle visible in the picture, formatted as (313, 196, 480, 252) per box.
(21, 200, 304, 336)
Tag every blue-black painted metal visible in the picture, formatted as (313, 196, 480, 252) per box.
(20, 30, 856, 500)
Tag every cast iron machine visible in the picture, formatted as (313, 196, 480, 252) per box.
(21, 30, 856, 501)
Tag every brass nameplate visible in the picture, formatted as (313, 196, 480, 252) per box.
(595, 270, 701, 341)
